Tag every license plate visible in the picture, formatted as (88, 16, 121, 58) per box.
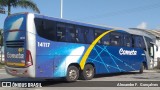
(11, 70, 17, 74)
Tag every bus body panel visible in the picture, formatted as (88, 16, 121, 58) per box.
(4, 13, 148, 79)
(26, 13, 36, 77)
(88, 45, 145, 74)
(35, 36, 146, 78)
(35, 37, 86, 77)
(36, 36, 54, 77)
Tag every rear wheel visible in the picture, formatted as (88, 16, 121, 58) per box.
(66, 66, 79, 82)
(80, 64, 94, 80)
(139, 63, 144, 74)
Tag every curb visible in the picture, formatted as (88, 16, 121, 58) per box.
(156, 70, 160, 73)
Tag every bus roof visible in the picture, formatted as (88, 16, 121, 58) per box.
(9, 12, 154, 39)
(34, 14, 113, 31)
(34, 13, 154, 39)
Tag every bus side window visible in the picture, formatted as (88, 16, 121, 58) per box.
(35, 18, 56, 41)
(95, 29, 104, 44)
(110, 32, 123, 46)
(135, 36, 140, 48)
(102, 33, 110, 45)
(134, 35, 145, 49)
(35, 18, 45, 38)
(43, 19, 56, 41)
(140, 36, 145, 49)
(75, 27, 85, 43)
(85, 28, 94, 44)
(56, 23, 66, 42)
(66, 25, 76, 43)
(124, 34, 132, 47)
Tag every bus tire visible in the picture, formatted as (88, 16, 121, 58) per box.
(80, 64, 94, 80)
(139, 63, 144, 74)
(66, 66, 79, 82)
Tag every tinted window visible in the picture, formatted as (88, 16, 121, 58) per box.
(95, 29, 104, 44)
(124, 34, 132, 47)
(56, 23, 66, 42)
(133, 35, 145, 49)
(44, 19, 56, 41)
(85, 28, 94, 44)
(75, 26, 85, 43)
(35, 18, 56, 41)
(110, 32, 123, 46)
(35, 18, 44, 36)
(66, 25, 76, 42)
(102, 33, 110, 45)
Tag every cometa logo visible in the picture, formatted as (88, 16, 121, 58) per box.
(7, 52, 24, 59)
(119, 48, 137, 55)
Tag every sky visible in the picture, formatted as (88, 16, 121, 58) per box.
(0, 0, 160, 30)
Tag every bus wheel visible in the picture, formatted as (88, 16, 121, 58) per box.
(80, 64, 94, 80)
(66, 66, 79, 82)
(139, 63, 144, 74)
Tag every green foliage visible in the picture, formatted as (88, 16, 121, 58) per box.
(0, 0, 40, 15)
(0, 63, 5, 68)
(0, 29, 3, 46)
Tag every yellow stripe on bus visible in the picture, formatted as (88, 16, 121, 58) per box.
(80, 30, 114, 70)
(7, 62, 25, 67)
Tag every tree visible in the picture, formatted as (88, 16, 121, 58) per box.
(0, 0, 40, 15)
(0, 29, 3, 64)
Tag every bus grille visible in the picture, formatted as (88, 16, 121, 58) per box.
(6, 40, 24, 48)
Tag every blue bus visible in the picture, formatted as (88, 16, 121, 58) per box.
(3, 13, 155, 81)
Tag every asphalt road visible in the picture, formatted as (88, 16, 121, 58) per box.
(0, 69, 160, 90)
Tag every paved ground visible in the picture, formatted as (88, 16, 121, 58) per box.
(0, 69, 160, 90)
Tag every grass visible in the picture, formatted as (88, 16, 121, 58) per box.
(0, 63, 5, 69)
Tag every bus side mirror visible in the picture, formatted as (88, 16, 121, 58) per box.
(143, 48, 146, 51)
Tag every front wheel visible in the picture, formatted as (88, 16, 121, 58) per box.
(66, 66, 79, 82)
(80, 64, 94, 80)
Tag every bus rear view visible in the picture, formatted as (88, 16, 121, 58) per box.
(4, 13, 35, 77)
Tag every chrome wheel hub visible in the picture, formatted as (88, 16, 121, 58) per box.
(69, 69, 77, 80)
(86, 69, 93, 77)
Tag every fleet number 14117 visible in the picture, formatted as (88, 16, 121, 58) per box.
(38, 42, 50, 47)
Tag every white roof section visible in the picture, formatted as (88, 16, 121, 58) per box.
(130, 28, 160, 39)
(92, 24, 155, 39)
